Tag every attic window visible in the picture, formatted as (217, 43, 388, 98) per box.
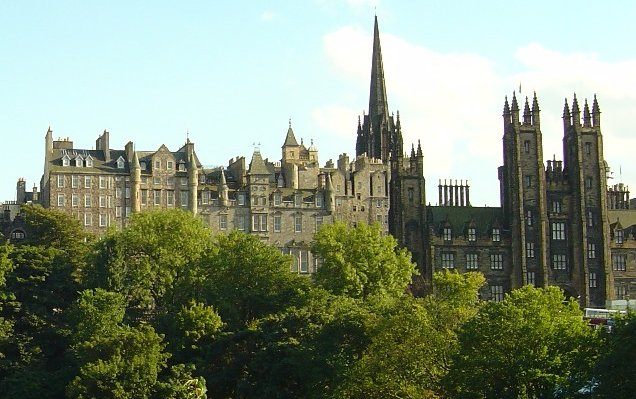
(85, 156, 94, 168)
(492, 228, 501, 242)
(116, 157, 125, 169)
(468, 227, 476, 242)
(178, 162, 186, 172)
(616, 229, 624, 244)
(75, 156, 83, 167)
(62, 155, 70, 167)
(140, 161, 146, 170)
(443, 227, 452, 241)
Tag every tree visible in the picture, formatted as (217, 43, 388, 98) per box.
(312, 222, 417, 299)
(443, 285, 599, 399)
(195, 231, 310, 329)
(86, 209, 214, 312)
(592, 312, 636, 398)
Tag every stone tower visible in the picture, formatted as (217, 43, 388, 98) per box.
(500, 92, 550, 289)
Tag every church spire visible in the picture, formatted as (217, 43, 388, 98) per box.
(368, 15, 389, 123)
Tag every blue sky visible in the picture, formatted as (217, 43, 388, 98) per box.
(2, 1, 636, 206)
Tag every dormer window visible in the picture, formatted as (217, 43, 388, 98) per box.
(140, 161, 146, 170)
(116, 156, 125, 169)
(273, 192, 282, 206)
(178, 162, 186, 172)
(75, 155, 83, 167)
(492, 228, 501, 242)
(277, 174, 284, 188)
(616, 229, 624, 244)
(443, 227, 452, 241)
(85, 155, 94, 168)
(62, 155, 71, 167)
(468, 227, 476, 242)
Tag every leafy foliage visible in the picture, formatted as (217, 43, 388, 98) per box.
(312, 222, 417, 299)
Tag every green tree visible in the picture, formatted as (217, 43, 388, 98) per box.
(86, 209, 214, 312)
(0, 206, 89, 398)
(592, 312, 636, 398)
(443, 285, 599, 399)
(312, 222, 417, 299)
(195, 231, 310, 329)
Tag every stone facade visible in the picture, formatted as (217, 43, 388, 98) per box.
(21, 16, 636, 307)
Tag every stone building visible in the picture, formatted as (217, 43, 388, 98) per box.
(28, 16, 636, 307)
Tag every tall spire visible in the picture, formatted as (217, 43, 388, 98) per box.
(368, 15, 389, 123)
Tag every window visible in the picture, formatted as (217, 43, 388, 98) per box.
(443, 227, 452, 241)
(466, 253, 478, 270)
(273, 193, 281, 206)
(167, 191, 174, 206)
(117, 157, 125, 169)
(85, 156, 93, 167)
(315, 216, 323, 233)
(616, 229, 624, 244)
(72, 194, 79, 207)
(526, 242, 535, 258)
(585, 142, 591, 155)
(154, 160, 161, 170)
(408, 187, 414, 203)
(99, 214, 107, 227)
(587, 211, 594, 227)
(116, 206, 122, 218)
(99, 176, 107, 189)
(551, 201, 561, 214)
(62, 156, 70, 167)
(72, 175, 79, 188)
(115, 187, 122, 199)
(585, 176, 593, 190)
(84, 194, 91, 207)
(552, 254, 567, 270)
(75, 156, 83, 167)
(467, 228, 476, 242)
(181, 191, 188, 207)
(492, 228, 501, 242)
(589, 272, 597, 288)
(260, 196, 267, 206)
(315, 194, 323, 208)
(125, 188, 130, 199)
(153, 177, 161, 186)
(524, 140, 530, 153)
(525, 210, 533, 226)
(299, 250, 309, 273)
(551, 222, 566, 240)
(11, 230, 25, 240)
(238, 193, 245, 206)
(140, 161, 146, 170)
(525, 175, 532, 188)
(277, 174, 284, 188)
(57, 175, 65, 188)
(615, 285, 628, 300)
(490, 253, 503, 270)
(57, 193, 65, 207)
(141, 190, 147, 205)
(154, 190, 161, 205)
(252, 214, 267, 232)
(125, 207, 131, 217)
(99, 195, 107, 208)
(587, 243, 596, 259)
(525, 271, 536, 286)
(491, 285, 504, 302)
(376, 199, 382, 208)
(178, 162, 186, 172)
(612, 254, 627, 271)
(181, 177, 187, 186)
(219, 214, 227, 230)
(84, 213, 92, 226)
(84, 175, 91, 188)
(167, 177, 175, 187)
(294, 194, 302, 207)
(294, 214, 302, 233)
(274, 215, 281, 232)
(336, 198, 342, 207)
(441, 252, 455, 269)
(167, 160, 173, 170)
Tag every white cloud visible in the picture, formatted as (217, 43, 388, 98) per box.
(316, 26, 636, 206)
(260, 10, 276, 22)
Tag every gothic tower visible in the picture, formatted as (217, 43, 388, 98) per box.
(562, 95, 611, 306)
(500, 92, 550, 289)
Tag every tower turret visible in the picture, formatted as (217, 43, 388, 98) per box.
(186, 140, 198, 215)
(130, 150, 141, 213)
(218, 169, 229, 207)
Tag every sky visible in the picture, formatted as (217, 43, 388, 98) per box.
(2, 0, 636, 206)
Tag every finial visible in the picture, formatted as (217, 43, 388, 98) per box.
(288, 117, 292, 129)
